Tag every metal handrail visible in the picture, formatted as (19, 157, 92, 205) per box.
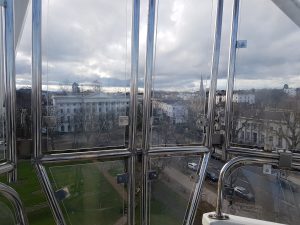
(227, 147, 300, 169)
(40, 149, 131, 164)
(0, 162, 14, 174)
(0, 182, 28, 225)
(210, 156, 280, 220)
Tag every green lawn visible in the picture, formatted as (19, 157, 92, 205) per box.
(49, 162, 125, 225)
(0, 160, 191, 225)
(150, 181, 189, 225)
(0, 160, 55, 225)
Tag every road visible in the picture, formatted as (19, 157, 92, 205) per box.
(156, 157, 300, 225)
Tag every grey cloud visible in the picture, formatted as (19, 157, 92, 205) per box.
(15, 0, 300, 91)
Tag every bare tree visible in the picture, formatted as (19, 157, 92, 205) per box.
(274, 111, 300, 152)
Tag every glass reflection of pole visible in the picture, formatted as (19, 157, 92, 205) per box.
(185, 0, 224, 225)
(206, 0, 224, 150)
(224, 0, 240, 160)
(0, 7, 4, 158)
(5, 0, 17, 182)
(141, 0, 157, 224)
(128, 0, 140, 224)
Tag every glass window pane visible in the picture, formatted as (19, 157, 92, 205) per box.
(41, 0, 132, 152)
(47, 160, 127, 225)
(149, 155, 202, 225)
(150, 0, 214, 147)
(0, 161, 55, 225)
(230, 0, 300, 152)
(223, 165, 300, 225)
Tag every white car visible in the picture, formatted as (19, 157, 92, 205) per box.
(188, 162, 198, 171)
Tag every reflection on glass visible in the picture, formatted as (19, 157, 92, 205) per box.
(150, 0, 213, 147)
(223, 165, 300, 225)
(0, 195, 16, 225)
(227, 0, 300, 153)
(41, 0, 131, 152)
(48, 160, 127, 225)
(149, 155, 201, 225)
(0, 161, 55, 225)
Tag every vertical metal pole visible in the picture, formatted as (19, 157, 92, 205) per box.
(224, 0, 240, 157)
(206, 0, 224, 149)
(34, 163, 67, 225)
(5, 0, 17, 182)
(184, 1, 224, 223)
(184, 152, 210, 225)
(0, 7, 5, 159)
(32, 2, 66, 224)
(32, 0, 42, 158)
(141, 0, 157, 224)
(128, 0, 140, 224)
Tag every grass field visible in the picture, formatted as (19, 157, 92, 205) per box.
(0, 160, 55, 225)
(0, 160, 194, 225)
(150, 181, 189, 225)
(49, 162, 126, 225)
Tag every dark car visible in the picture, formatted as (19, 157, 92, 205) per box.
(206, 171, 219, 182)
(234, 186, 255, 202)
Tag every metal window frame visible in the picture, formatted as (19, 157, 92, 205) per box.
(223, 0, 300, 162)
(30, 0, 142, 224)
(30, 0, 226, 225)
(3, 0, 17, 183)
(140, 0, 225, 224)
(224, 0, 240, 154)
(0, 2, 15, 176)
(210, 155, 300, 220)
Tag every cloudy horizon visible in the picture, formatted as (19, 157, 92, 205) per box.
(15, 0, 300, 93)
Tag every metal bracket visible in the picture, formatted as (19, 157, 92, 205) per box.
(117, 173, 129, 184)
(208, 213, 229, 220)
(236, 40, 247, 48)
(279, 152, 292, 169)
(263, 164, 272, 175)
(148, 170, 158, 180)
(55, 187, 70, 201)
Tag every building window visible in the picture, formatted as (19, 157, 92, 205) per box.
(61, 125, 65, 132)
(60, 109, 63, 113)
(67, 108, 70, 113)
(240, 131, 244, 140)
(278, 138, 282, 148)
(253, 133, 257, 143)
(261, 134, 265, 144)
(246, 132, 250, 141)
(269, 136, 273, 143)
(61, 116, 64, 122)
(68, 125, 71, 132)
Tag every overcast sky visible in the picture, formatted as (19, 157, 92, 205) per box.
(16, 0, 300, 92)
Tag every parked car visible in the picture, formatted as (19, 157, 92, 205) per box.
(234, 186, 255, 202)
(206, 171, 219, 182)
(187, 162, 198, 171)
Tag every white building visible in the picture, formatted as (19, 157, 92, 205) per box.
(234, 110, 299, 151)
(283, 88, 296, 97)
(215, 91, 255, 104)
(153, 100, 188, 124)
(52, 93, 129, 132)
(233, 92, 255, 104)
